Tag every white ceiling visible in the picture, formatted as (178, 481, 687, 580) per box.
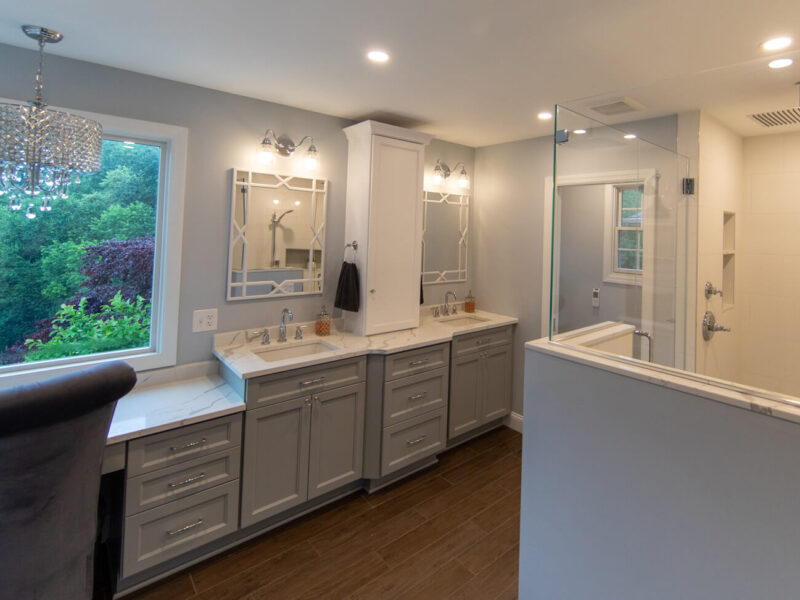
(1, 0, 799, 146)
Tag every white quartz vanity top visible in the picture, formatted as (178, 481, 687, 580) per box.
(527, 337, 800, 427)
(215, 309, 518, 379)
(107, 374, 244, 445)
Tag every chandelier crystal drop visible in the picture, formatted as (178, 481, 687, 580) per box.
(0, 25, 102, 215)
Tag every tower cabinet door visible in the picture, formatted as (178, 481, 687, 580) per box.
(482, 344, 513, 422)
(240, 397, 310, 528)
(308, 383, 366, 500)
(448, 351, 483, 439)
(364, 135, 425, 335)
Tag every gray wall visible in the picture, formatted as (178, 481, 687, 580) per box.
(0, 43, 472, 366)
(558, 184, 641, 332)
(521, 347, 800, 599)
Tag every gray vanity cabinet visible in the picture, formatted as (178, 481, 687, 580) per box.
(308, 383, 365, 500)
(448, 326, 513, 439)
(448, 351, 483, 437)
(240, 397, 310, 527)
(240, 357, 366, 529)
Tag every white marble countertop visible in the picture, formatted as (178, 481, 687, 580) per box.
(107, 374, 244, 445)
(106, 308, 516, 446)
(527, 337, 800, 427)
(214, 308, 518, 380)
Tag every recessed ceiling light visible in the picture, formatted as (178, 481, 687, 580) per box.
(624, 133, 637, 140)
(367, 50, 389, 63)
(574, 129, 587, 135)
(272, 199, 280, 205)
(537, 111, 553, 120)
(762, 37, 792, 51)
(769, 58, 793, 69)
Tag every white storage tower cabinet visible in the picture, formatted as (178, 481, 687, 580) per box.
(342, 121, 433, 336)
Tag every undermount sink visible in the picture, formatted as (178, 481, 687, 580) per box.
(252, 340, 339, 362)
(437, 315, 489, 327)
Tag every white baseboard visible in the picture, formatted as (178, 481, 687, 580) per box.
(504, 411, 523, 433)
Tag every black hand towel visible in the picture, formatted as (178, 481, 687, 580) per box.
(334, 261, 360, 312)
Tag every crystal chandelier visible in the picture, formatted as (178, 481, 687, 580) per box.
(0, 25, 102, 217)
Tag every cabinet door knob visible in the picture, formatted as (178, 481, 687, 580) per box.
(370, 289, 376, 294)
(304, 397, 312, 406)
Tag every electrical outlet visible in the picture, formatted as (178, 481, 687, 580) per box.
(592, 288, 600, 308)
(193, 308, 218, 332)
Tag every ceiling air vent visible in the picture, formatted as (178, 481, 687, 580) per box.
(588, 96, 644, 116)
(748, 107, 800, 127)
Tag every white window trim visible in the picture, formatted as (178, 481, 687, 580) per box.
(602, 184, 643, 286)
(0, 101, 187, 388)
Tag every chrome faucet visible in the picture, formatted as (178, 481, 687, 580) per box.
(279, 308, 293, 342)
(443, 291, 458, 316)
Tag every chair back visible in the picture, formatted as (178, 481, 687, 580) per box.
(0, 361, 136, 600)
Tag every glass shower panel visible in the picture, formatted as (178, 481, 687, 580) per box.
(549, 105, 690, 370)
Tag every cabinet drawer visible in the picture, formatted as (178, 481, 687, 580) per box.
(453, 326, 513, 356)
(247, 357, 366, 408)
(384, 343, 449, 381)
(127, 414, 242, 477)
(381, 409, 446, 476)
(122, 480, 239, 577)
(125, 448, 241, 516)
(383, 367, 448, 427)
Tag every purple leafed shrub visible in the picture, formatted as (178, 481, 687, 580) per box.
(72, 238, 155, 314)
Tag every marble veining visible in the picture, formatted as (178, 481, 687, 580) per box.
(107, 375, 244, 445)
(214, 308, 518, 380)
(527, 338, 800, 427)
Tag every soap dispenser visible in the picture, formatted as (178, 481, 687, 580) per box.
(315, 305, 331, 336)
(464, 290, 476, 313)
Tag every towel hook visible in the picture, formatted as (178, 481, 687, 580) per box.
(345, 240, 358, 262)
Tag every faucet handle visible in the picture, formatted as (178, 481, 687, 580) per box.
(432, 306, 440, 318)
(295, 325, 307, 340)
(245, 329, 265, 342)
(451, 304, 458, 315)
(262, 330, 271, 345)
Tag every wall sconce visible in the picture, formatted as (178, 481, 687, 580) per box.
(258, 129, 318, 170)
(432, 159, 469, 188)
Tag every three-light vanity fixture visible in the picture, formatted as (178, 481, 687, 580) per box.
(257, 129, 318, 170)
(432, 159, 469, 188)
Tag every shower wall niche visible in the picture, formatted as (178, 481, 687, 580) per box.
(722, 211, 735, 307)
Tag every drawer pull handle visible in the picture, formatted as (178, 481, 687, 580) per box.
(166, 519, 204, 536)
(406, 435, 427, 447)
(475, 339, 490, 345)
(300, 376, 326, 387)
(408, 359, 429, 367)
(167, 473, 207, 489)
(169, 438, 207, 452)
(408, 392, 428, 401)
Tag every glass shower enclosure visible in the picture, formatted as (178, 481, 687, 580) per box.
(547, 105, 691, 370)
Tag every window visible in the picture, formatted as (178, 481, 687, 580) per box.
(0, 106, 186, 386)
(602, 183, 644, 285)
(614, 185, 644, 273)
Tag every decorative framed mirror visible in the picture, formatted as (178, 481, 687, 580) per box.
(227, 169, 327, 300)
(422, 190, 469, 284)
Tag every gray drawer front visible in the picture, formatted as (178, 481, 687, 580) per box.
(453, 326, 513, 356)
(383, 367, 448, 427)
(125, 448, 241, 517)
(122, 480, 239, 577)
(247, 357, 366, 408)
(384, 343, 449, 381)
(381, 409, 446, 476)
(127, 414, 242, 477)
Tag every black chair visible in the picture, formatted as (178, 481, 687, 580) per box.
(0, 361, 136, 600)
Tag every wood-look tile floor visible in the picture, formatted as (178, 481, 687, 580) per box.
(125, 426, 521, 600)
